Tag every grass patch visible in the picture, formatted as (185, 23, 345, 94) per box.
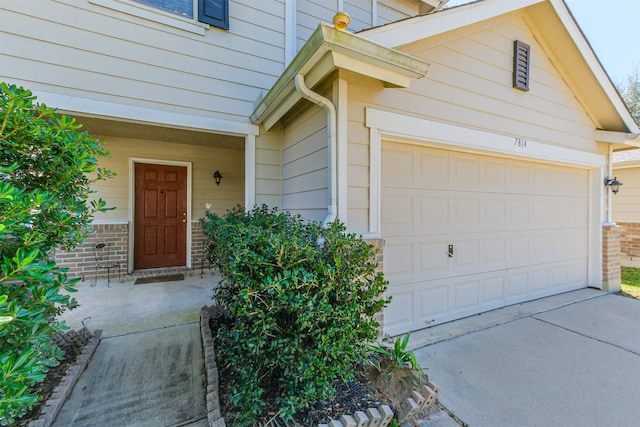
(620, 267, 640, 299)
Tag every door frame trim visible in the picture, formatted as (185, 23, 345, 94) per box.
(128, 158, 193, 273)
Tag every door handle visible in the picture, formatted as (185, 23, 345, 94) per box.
(448, 244, 454, 257)
(182, 219, 187, 223)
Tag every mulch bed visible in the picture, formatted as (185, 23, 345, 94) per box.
(13, 328, 94, 427)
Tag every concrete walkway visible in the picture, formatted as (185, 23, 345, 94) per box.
(411, 290, 640, 427)
(52, 324, 207, 427)
(54, 273, 217, 427)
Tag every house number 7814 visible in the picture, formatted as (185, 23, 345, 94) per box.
(514, 137, 528, 148)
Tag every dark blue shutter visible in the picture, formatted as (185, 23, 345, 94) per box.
(198, 0, 228, 29)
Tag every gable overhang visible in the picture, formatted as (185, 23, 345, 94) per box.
(362, 0, 544, 46)
(596, 130, 640, 150)
(251, 23, 430, 130)
(361, 0, 639, 145)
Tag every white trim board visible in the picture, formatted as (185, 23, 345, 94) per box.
(244, 134, 256, 210)
(33, 91, 259, 136)
(365, 108, 604, 168)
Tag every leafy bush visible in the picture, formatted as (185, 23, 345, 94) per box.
(0, 83, 112, 425)
(201, 205, 390, 425)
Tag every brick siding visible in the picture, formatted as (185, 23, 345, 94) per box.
(617, 222, 640, 267)
(602, 225, 621, 292)
(54, 220, 210, 282)
(191, 220, 207, 264)
(55, 223, 129, 282)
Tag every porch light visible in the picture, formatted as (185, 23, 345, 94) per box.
(604, 176, 622, 194)
(213, 170, 222, 186)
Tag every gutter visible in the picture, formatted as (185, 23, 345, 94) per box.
(294, 74, 337, 226)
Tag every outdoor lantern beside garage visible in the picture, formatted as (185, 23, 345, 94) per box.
(604, 176, 622, 194)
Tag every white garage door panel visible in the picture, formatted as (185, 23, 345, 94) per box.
(384, 259, 587, 336)
(382, 142, 589, 336)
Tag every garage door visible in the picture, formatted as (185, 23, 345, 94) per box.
(382, 142, 588, 336)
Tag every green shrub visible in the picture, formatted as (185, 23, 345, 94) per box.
(201, 205, 390, 425)
(0, 83, 112, 425)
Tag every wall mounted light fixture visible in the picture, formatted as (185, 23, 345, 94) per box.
(213, 170, 222, 186)
(604, 176, 622, 194)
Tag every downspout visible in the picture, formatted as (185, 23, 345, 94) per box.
(294, 73, 337, 227)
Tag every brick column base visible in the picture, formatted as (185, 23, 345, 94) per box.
(617, 221, 640, 268)
(602, 225, 621, 292)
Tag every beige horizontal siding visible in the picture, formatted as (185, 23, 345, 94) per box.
(612, 167, 640, 223)
(344, 0, 373, 32)
(0, 0, 285, 123)
(296, 0, 335, 50)
(281, 97, 328, 221)
(255, 129, 283, 209)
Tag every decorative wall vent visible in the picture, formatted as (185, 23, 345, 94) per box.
(513, 40, 530, 91)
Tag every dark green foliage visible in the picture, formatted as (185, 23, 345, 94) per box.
(201, 205, 390, 425)
(0, 83, 113, 424)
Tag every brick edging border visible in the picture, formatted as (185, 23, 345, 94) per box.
(200, 306, 227, 427)
(28, 329, 103, 427)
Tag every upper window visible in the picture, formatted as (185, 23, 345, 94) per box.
(135, 0, 193, 17)
(135, 0, 228, 29)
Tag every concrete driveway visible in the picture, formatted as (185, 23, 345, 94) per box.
(410, 289, 640, 427)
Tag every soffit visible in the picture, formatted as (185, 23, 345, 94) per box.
(76, 116, 244, 149)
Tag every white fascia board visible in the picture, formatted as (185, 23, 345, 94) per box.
(34, 91, 259, 136)
(548, 0, 640, 134)
(366, 108, 605, 167)
(363, 0, 543, 47)
(596, 130, 640, 149)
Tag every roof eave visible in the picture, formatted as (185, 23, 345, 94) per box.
(596, 130, 640, 150)
(362, 0, 544, 48)
(251, 23, 430, 130)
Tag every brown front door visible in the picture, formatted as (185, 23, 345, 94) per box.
(134, 163, 188, 270)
